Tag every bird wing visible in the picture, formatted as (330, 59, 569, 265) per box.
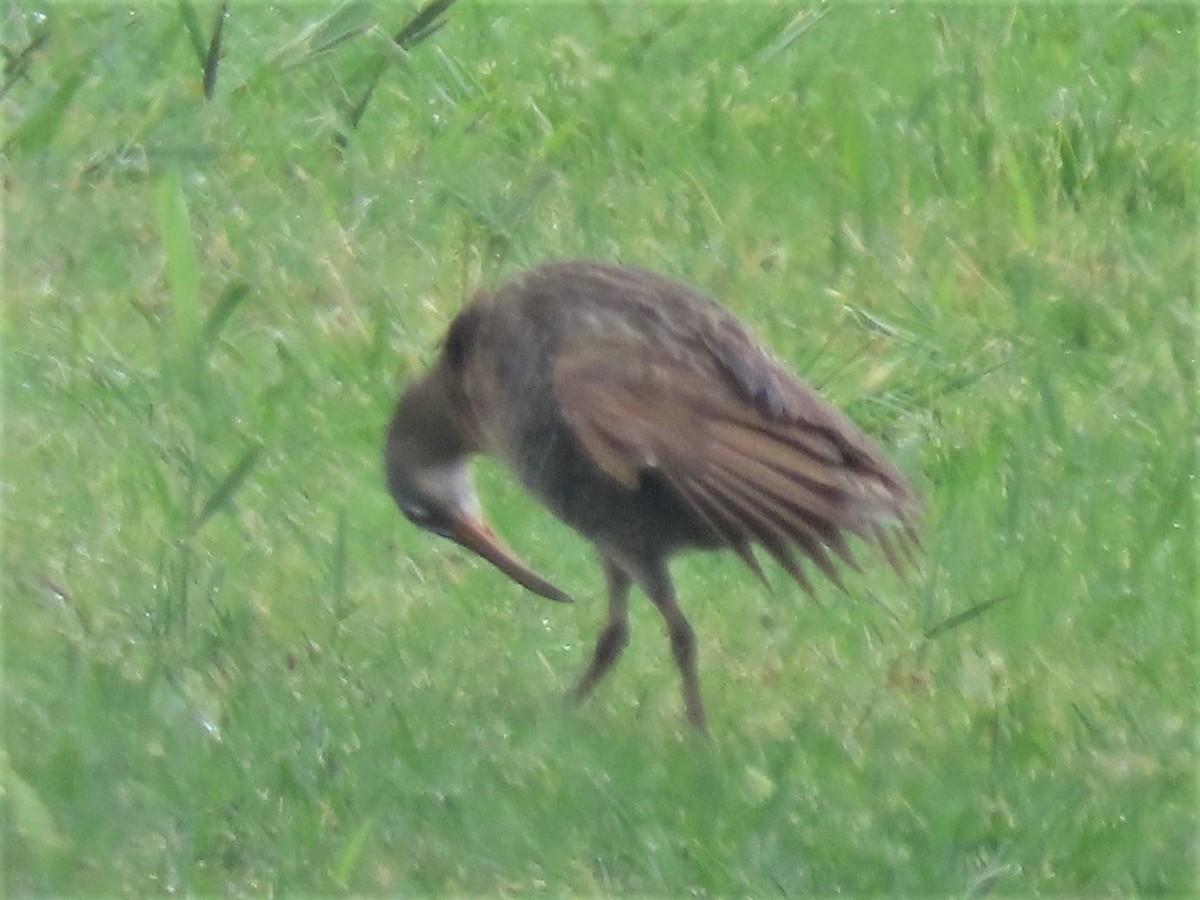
(552, 350, 920, 593)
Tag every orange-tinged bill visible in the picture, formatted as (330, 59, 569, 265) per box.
(451, 516, 573, 603)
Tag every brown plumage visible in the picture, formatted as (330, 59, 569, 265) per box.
(385, 260, 920, 732)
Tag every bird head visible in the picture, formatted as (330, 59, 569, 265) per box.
(385, 368, 572, 604)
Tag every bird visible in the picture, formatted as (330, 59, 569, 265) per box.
(384, 260, 920, 733)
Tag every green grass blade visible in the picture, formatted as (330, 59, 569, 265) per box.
(2, 58, 90, 160)
(202, 281, 251, 347)
(392, 0, 458, 49)
(202, 3, 229, 99)
(302, 0, 376, 57)
(277, 1, 375, 64)
(331, 819, 374, 887)
(1000, 138, 1039, 244)
(761, 7, 828, 61)
(340, 0, 457, 135)
(342, 61, 386, 133)
(834, 75, 867, 199)
(176, 0, 208, 66)
(156, 167, 203, 389)
(0, 31, 51, 102)
(827, 72, 877, 242)
(6, 763, 66, 851)
(331, 508, 350, 623)
(191, 443, 263, 535)
(923, 593, 1012, 640)
(231, 1, 373, 94)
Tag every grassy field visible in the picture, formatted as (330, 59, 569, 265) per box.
(3, 1, 1196, 894)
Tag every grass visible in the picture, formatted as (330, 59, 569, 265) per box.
(3, 1, 1196, 894)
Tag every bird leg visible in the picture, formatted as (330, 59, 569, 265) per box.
(643, 567, 708, 734)
(572, 559, 631, 702)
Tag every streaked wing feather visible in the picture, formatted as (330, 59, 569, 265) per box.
(554, 352, 919, 592)
(665, 472, 767, 584)
(706, 467, 849, 592)
(693, 470, 818, 591)
(703, 433, 872, 566)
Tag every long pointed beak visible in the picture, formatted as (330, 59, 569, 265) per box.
(450, 515, 572, 603)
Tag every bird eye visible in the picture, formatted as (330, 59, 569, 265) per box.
(400, 500, 455, 541)
(400, 500, 432, 525)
